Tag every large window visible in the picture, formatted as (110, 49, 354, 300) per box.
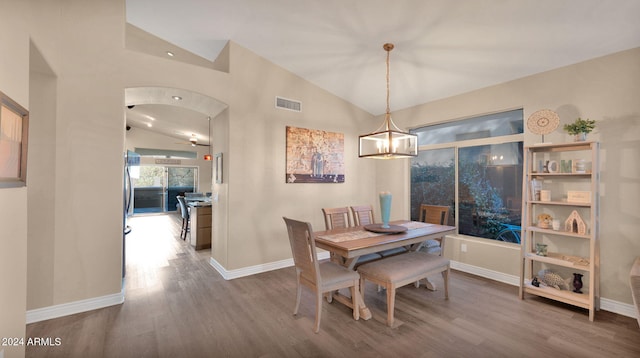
(411, 109, 524, 243)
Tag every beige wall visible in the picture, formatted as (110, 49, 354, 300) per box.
(26, 41, 58, 310)
(20, 0, 231, 316)
(217, 43, 376, 270)
(0, 188, 28, 358)
(1, 1, 32, 357)
(388, 47, 640, 304)
(11, 0, 375, 325)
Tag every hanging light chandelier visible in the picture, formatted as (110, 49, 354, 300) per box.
(359, 43, 417, 159)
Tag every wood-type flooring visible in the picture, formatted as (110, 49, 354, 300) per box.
(26, 214, 640, 357)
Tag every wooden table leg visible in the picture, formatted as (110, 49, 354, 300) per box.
(332, 290, 372, 320)
(357, 295, 372, 320)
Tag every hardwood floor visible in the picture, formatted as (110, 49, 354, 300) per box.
(26, 214, 640, 357)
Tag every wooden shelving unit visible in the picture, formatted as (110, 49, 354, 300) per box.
(519, 141, 599, 321)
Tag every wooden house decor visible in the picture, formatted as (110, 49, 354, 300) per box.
(565, 210, 586, 235)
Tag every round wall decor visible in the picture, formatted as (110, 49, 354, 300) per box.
(527, 109, 560, 135)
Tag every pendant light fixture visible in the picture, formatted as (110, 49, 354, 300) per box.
(358, 43, 417, 159)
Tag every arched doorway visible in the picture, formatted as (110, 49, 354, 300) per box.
(122, 86, 227, 277)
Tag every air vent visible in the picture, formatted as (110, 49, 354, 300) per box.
(276, 96, 301, 112)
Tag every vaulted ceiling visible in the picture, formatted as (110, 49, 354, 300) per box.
(124, 0, 640, 142)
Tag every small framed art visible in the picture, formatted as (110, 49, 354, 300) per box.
(214, 152, 223, 184)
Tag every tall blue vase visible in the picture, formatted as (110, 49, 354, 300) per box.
(379, 192, 392, 228)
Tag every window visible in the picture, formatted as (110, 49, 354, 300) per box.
(0, 91, 29, 188)
(411, 109, 524, 243)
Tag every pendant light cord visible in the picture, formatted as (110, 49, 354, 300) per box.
(384, 43, 394, 116)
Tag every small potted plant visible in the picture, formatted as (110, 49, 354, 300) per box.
(563, 117, 596, 141)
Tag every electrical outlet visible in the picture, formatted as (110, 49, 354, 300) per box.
(461, 243, 467, 252)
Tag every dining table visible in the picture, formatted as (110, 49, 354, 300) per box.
(314, 220, 456, 320)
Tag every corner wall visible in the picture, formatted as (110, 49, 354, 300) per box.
(22, 0, 230, 318)
(0, 1, 32, 356)
(215, 42, 377, 271)
(389, 47, 640, 307)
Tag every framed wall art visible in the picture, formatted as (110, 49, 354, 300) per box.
(214, 152, 223, 184)
(285, 126, 344, 183)
(0, 91, 29, 188)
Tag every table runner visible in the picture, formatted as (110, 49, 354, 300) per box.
(317, 221, 434, 243)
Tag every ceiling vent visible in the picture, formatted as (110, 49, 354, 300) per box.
(275, 96, 301, 112)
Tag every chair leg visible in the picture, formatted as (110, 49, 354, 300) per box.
(442, 267, 450, 299)
(181, 219, 187, 240)
(294, 276, 302, 315)
(314, 291, 322, 333)
(386, 284, 396, 327)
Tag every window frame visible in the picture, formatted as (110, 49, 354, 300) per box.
(411, 110, 524, 243)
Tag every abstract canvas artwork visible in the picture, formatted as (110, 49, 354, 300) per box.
(285, 126, 344, 183)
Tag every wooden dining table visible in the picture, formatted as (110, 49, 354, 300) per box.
(314, 220, 456, 320)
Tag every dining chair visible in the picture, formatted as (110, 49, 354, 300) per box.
(176, 196, 190, 240)
(323, 206, 383, 266)
(418, 204, 450, 255)
(321, 207, 352, 230)
(283, 217, 360, 333)
(350, 205, 406, 258)
(350, 205, 375, 226)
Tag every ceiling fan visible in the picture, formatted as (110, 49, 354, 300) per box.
(176, 134, 210, 147)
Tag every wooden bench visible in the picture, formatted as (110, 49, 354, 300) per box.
(357, 251, 450, 327)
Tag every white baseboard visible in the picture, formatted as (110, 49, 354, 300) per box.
(450, 260, 521, 286)
(600, 297, 639, 320)
(26, 286, 125, 324)
(451, 260, 639, 320)
(209, 251, 331, 280)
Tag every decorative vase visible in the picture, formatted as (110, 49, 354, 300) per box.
(379, 191, 392, 228)
(572, 273, 583, 294)
(574, 133, 587, 142)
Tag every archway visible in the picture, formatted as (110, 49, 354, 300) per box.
(122, 86, 227, 277)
